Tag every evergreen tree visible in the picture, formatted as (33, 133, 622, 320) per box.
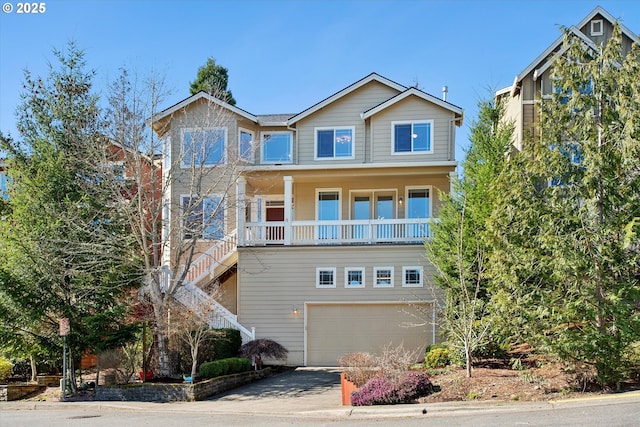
(189, 57, 236, 105)
(0, 43, 140, 390)
(426, 96, 513, 376)
(486, 24, 640, 387)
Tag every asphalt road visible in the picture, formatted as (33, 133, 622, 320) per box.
(1, 367, 639, 427)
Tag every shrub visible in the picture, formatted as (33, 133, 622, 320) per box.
(0, 357, 13, 382)
(199, 357, 252, 378)
(350, 370, 433, 406)
(213, 329, 242, 360)
(351, 377, 399, 406)
(337, 352, 378, 387)
(395, 371, 433, 402)
(240, 339, 288, 369)
(424, 346, 450, 368)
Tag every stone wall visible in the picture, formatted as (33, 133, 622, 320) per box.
(95, 368, 271, 402)
(0, 384, 46, 401)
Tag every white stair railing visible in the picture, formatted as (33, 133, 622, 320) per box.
(183, 229, 238, 285)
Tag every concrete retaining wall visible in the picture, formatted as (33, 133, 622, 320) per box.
(95, 368, 271, 402)
(0, 384, 46, 401)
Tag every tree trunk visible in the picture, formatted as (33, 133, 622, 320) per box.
(29, 354, 37, 383)
(465, 343, 472, 378)
(191, 347, 198, 380)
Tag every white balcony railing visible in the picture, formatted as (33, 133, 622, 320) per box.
(242, 218, 435, 246)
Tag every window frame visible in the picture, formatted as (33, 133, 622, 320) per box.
(180, 127, 227, 168)
(591, 19, 604, 36)
(391, 120, 434, 155)
(373, 266, 394, 288)
(181, 194, 226, 241)
(402, 266, 424, 287)
(314, 126, 355, 160)
(316, 267, 337, 288)
(260, 131, 293, 164)
(238, 127, 255, 163)
(344, 267, 365, 288)
(404, 186, 432, 219)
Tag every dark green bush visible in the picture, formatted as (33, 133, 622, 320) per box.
(214, 329, 242, 360)
(199, 357, 251, 378)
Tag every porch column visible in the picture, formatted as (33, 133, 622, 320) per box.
(237, 176, 246, 246)
(449, 170, 458, 194)
(284, 176, 293, 245)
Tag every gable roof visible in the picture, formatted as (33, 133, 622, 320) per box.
(287, 73, 406, 126)
(361, 87, 464, 126)
(508, 6, 638, 96)
(150, 91, 258, 134)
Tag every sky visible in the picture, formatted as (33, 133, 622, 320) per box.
(1, 0, 639, 164)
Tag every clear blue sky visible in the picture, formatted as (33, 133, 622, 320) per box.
(1, 0, 639, 163)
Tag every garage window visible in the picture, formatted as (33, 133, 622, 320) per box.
(374, 267, 394, 287)
(345, 267, 365, 288)
(402, 266, 423, 287)
(316, 267, 336, 288)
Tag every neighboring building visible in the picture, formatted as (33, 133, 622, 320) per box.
(497, 6, 639, 151)
(151, 73, 463, 366)
(0, 160, 7, 199)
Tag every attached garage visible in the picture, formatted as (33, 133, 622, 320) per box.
(305, 302, 434, 366)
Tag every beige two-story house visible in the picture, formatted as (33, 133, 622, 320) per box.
(497, 6, 638, 151)
(151, 73, 463, 366)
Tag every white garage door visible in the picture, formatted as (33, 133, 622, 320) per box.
(306, 302, 433, 366)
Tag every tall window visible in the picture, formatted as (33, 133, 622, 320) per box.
(318, 191, 340, 239)
(182, 195, 224, 240)
(0, 171, 8, 199)
(239, 128, 254, 163)
(261, 131, 292, 163)
(407, 188, 431, 238)
(392, 121, 433, 154)
(182, 128, 226, 167)
(315, 127, 354, 159)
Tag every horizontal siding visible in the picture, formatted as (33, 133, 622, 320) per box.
(370, 97, 454, 163)
(237, 245, 442, 366)
(295, 82, 401, 165)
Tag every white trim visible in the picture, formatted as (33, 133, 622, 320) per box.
(391, 120, 434, 155)
(260, 131, 293, 164)
(180, 193, 227, 241)
(288, 73, 406, 125)
(313, 126, 356, 161)
(241, 160, 457, 172)
(316, 267, 337, 288)
(180, 127, 227, 168)
(590, 19, 604, 36)
(315, 188, 342, 221)
(404, 185, 433, 219)
(402, 266, 424, 287)
(362, 87, 463, 125)
(373, 266, 394, 288)
(344, 267, 365, 288)
(238, 127, 255, 164)
(150, 91, 257, 127)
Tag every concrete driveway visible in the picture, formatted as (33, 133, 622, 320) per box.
(205, 367, 344, 414)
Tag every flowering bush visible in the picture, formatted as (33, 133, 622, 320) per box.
(351, 377, 399, 406)
(350, 371, 433, 406)
(395, 371, 433, 402)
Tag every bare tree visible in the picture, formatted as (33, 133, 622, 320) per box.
(167, 282, 225, 380)
(104, 68, 249, 376)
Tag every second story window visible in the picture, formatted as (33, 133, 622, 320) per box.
(182, 195, 225, 240)
(315, 127, 354, 159)
(261, 131, 292, 164)
(182, 128, 226, 167)
(239, 128, 254, 163)
(392, 120, 433, 154)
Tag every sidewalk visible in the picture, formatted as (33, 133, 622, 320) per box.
(2, 367, 640, 420)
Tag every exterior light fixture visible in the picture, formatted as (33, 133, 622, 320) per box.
(292, 305, 299, 315)
(398, 197, 403, 205)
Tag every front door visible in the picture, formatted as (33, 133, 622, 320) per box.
(266, 201, 284, 242)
